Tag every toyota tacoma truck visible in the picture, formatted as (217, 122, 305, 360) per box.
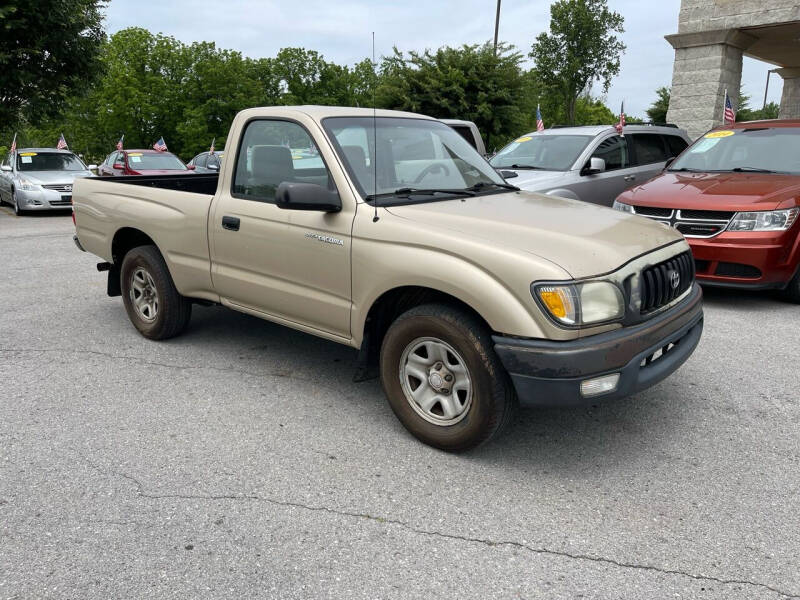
(73, 105, 704, 451)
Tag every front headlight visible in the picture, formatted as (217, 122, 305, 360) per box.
(612, 200, 634, 213)
(17, 177, 40, 191)
(727, 208, 799, 232)
(534, 281, 624, 326)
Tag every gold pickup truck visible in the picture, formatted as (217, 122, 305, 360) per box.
(73, 106, 704, 451)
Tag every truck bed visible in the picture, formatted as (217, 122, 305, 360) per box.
(96, 173, 219, 195)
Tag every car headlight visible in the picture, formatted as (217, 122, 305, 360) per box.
(727, 208, 798, 232)
(612, 200, 634, 213)
(533, 281, 625, 326)
(17, 178, 40, 191)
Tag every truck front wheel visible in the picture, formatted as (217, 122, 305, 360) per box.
(120, 245, 192, 340)
(380, 303, 516, 451)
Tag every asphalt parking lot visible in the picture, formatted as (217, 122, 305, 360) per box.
(1, 208, 798, 599)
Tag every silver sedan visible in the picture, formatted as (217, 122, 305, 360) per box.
(0, 148, 96, 215)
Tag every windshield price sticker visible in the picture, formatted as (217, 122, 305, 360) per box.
(128, 152, 143, 157)
(689, 139, 720, 153)
(514, 136, 533, 143)
(19, 152, 37, 156)
(129, 155, 142, 163)
(21, 156, 33, 163)
(705, 130, 735, 139)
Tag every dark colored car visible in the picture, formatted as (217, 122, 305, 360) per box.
(187, 151, 224, 173)
(98, 149, 194, 176)
(613, 120, 800, 301)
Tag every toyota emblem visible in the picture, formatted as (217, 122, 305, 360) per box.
(669, 270, 680, 290)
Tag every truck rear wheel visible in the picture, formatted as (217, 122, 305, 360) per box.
(379, 303, 516, 451)
(120, 245, 192, 340)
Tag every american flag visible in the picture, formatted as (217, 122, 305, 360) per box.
(724, 91, 736, 125)
(9, 133, 16, 154)
(116, 134, 124, 151)
(615, 101, 626, 136)
(56, 133, 68, 150)
(536, 104, 544, 132)
(209, 137, 215, 155)
(153, 137, 167, 152)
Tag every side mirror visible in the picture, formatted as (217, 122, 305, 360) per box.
(663, 157, 676, 171)
(87, 164, 98, 171)
(275, 182, 341, 212)
(113, 163, 124, 170)
(583, 157, 606, 175)
(0, 164, 11, 172)
(498, 170, 518, 179)
(186, 164, 196, 170)
(208, 163, 219, 171)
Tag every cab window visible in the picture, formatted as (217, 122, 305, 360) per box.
(233, 120, 331, 202)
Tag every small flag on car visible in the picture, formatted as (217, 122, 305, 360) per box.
(209, 138, 215, 155)
(10, 133, 16, 154)
(57, 133, 68, 150)
(723, 90, 736, 125)
(536, 105, 544, 132)
(153, 137, 167, 152)
(116, 134, 124, 151)
(615, 101, 626, 136)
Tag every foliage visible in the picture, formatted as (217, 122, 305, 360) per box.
(529, 0, 625, 125)
(0, 0, 105, 129)
(3, 25, 633, 161)
(736, 93, 780, 122)
(646, 87, 671, 124)
(377, 43, 533, 150)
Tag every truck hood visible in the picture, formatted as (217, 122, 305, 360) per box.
(499, 169, 568, 191)
(385, 191, 682, 278)
(17, 171, 94, 185)
(619, 172, 800, 211)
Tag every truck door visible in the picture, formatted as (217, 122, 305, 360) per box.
(209, 118, 355, 340)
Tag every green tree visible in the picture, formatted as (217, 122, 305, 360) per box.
(736, 93, 780, 122)
(0, 0, 105, 129)
(646, 86, 670, 124)
(529, 0, 625, 125)
(377, 42, 530, 150)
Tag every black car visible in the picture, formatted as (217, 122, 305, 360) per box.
(187, 151, 224, 173)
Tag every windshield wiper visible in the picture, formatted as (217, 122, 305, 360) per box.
(731, 166, 776, 173)
(464, 181, 520, 192)
(364, 187, 476, 201)
(508, 164, 543, 170)
(668, 167, 704, 172)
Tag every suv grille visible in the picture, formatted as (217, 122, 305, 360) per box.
(631, 207, 733, 238)
(640, 251, 694, 314)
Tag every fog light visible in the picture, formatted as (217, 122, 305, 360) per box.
(580, 373, 620, 397)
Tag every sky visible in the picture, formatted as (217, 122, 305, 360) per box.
(103, 0, 784, 120)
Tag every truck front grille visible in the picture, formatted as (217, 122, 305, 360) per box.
(640, 251, 694, 314)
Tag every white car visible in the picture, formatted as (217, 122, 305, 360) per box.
(0, 148, 96, 215)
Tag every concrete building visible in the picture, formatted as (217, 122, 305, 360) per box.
(665, 1, 800, 139)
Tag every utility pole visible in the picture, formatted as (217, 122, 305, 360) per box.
(493, 0, 501, 55)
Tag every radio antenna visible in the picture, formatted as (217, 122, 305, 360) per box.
(371, 31, 379, 223)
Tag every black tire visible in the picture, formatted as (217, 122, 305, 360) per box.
(120, 245, 192, 340)
(379, 303, 516, 452)
(782, 269, 800, 303)
(12, 190, 24, 216)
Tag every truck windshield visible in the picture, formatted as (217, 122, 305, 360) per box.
(16, 152, 86, 172)
(128, 153, 187, 170)
(490, 134, 592, 171)
(670, 127, 800, 175)
(321, 117, 505, 202)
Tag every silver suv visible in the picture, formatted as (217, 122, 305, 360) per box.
(489, 125, 692, 206)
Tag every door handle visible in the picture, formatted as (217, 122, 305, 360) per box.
(222, 216, 240, 231)
(624, 175, 636, 182)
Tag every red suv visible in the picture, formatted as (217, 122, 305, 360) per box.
(613, 120, 800, 301)
(98, 149, 194, 176)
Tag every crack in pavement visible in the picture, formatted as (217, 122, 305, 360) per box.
(0, 347, 342, 386)
(78, 457, 799, 599)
